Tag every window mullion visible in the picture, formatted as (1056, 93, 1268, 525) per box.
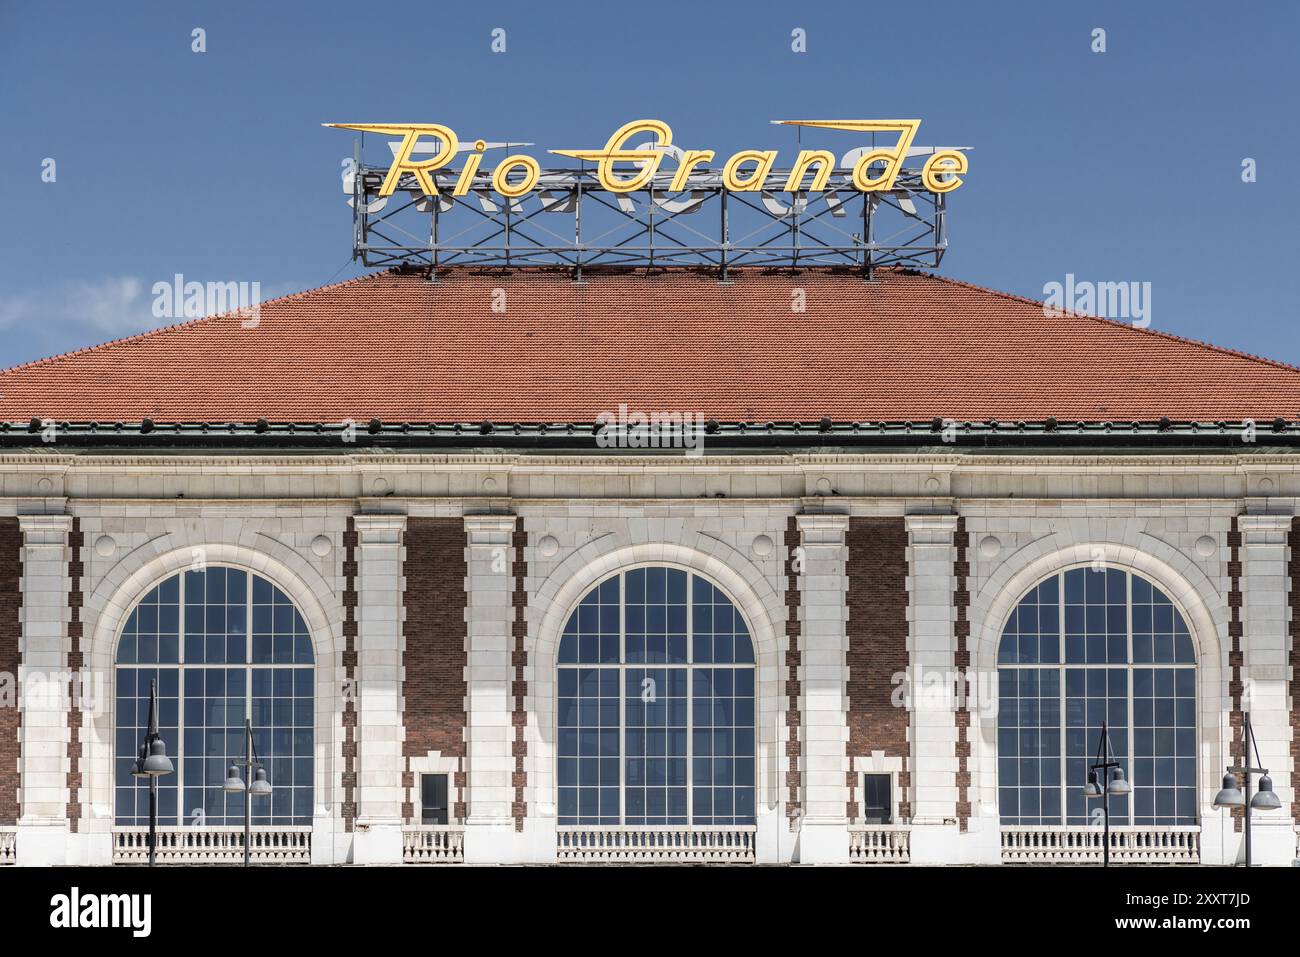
(685, 571, 693, 827)
(618, 574, 626, 826)
(246, 568, 254, 826)
(174, 570, 184, 827)
(1125, 571, 1135, 826)
(1058, 573, 1066, 826)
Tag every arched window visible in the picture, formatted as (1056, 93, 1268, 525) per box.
(997, 567, 1196, 826)
(557, 567, 756, 826)
(114, 566, 314, 827)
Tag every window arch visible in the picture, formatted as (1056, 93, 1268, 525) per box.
(557, 566, 756, 826)
(997, 566, 1196, 826)
(114, 566, 314, 827)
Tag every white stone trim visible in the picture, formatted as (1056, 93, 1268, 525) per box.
(905, 513, 959, 825)
(16, 515, 74, 825)
(463, 514, 518, 827)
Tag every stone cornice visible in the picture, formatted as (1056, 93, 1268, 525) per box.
(2, 451, 1300, 471)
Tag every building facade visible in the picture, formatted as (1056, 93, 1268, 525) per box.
(0, 268, 1297, 866)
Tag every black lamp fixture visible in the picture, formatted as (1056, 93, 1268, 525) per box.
(1213, 711, 1280, 866)
(223, 718, 273, 866)
(1082, 720, 1130, 867)
(130, 679, 174, 867)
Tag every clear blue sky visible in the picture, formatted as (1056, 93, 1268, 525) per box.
(1, 1, 1296, 368)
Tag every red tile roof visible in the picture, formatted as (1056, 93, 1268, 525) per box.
(2, 267, 1297, 424)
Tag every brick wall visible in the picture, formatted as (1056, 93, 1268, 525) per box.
(1291, 518, 1300, 826)
(783, 517, 801, 827)
(66, 520, 83, 831)
(1228, 518, 1244, 830)
(0, 518, 21, 825)
(510, 527, 528, 830)
(341, 519, 358, 831)
(845, 517, 909, 820)
(401, 518, 468, 821)
(953, 518, 971, 830)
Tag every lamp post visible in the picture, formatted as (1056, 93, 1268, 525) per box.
(1082, 720, 1131, 867)
(223, 717, 273, 867)
(1213, 711, 1281, 866)
(129, 679, 174, 867)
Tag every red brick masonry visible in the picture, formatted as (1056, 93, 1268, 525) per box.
(510, 527, 528, 830)
(953, 518, 971, 831)
(66, 520, 83, 831)
(0, 518, 21, 825)
(784, 518, 801, 827)
(401, 518, 468, 821)
(1227, 518, 1244, 830)
(341, 519, 358, 831)
(846, 518, 910, 820)
(1290, 519, 1300, 826)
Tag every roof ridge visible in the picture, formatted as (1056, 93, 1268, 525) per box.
(914, 269, 1300, 377)
(0, 268, 400, 376)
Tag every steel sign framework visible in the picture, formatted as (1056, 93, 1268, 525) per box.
(344, 161, 952, 278)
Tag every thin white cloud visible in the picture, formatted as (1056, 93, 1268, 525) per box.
(0, 276, 305, 344)
(0, 275, 153, 338)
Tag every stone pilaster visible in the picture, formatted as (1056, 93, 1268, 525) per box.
(1236, 513, 1294, 864)
(904, 514, 961, 863)
(350, 513, 407, 863)
(795, 513, 850, 862)
(462, 515, 518, 862)
(15, 515, 72, 865)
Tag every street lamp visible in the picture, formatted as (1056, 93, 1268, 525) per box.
(1082, 720, 1131, 867)
(1213, 711, 1280, 866)
(223, 717, 272, 866)
(130, 679, 174, 867)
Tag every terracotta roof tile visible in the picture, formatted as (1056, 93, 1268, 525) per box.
(1, 267, 1296, 423)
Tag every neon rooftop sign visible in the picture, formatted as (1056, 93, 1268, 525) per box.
(325, 118, 969, 199)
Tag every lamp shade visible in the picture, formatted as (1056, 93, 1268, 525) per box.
(1083, 770, 1102, 798)
(141, 737, 174, 777)
(250, 767, 272, 798)
(1106, 766, 1131, 796)
(1250, 775, 1282, 811)
(1214, 772, 1244, 808)
(224, 765, 246, 794)
(131, 743, 149, 780)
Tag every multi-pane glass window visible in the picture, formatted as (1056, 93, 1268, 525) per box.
(558, 567, 756, 826)
(997, 567, 1196, 826)
(114, 567, 314, 826)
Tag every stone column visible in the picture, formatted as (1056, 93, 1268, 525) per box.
(16, 515, 73, 866)
(1236, 513, 1294, 865)
(795, 513, 850, 862)
(904, 514, 961, 863)
(462, 515, 518, 862)
(350, 513, 407, 863)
